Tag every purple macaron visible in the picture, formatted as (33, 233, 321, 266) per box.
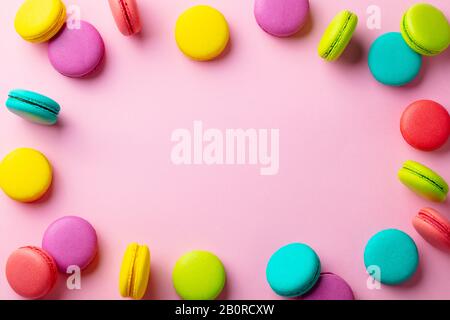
(302, 273, 354, 300)
(254, 0, 310, 37)
(48, 21, 105, 78)
(42, 216, 98, 272)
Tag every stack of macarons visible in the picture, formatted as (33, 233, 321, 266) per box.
(266, 243, 354, 300)
(6, 216, 98, 299)
(369, 3, 450, 86)
(14, 0, 105, 78)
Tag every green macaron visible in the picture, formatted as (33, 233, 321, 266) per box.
(398, 160, 448, 202)
(401, 3, 450, 56)
(6, 89, 61, 125)
(318, 10, 358, 61)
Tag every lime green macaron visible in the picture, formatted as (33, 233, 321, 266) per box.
(318, 10, 358, 61)
(172, 250, 226, 300)
(398, 160, 449, 202)
(401, 3, 450, 56)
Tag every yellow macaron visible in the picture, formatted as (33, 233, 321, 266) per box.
(0, 148, 53, 202)
(15, 0, 66, 43)
(119, 243, 151, 300)
(175, 5, 230, 61)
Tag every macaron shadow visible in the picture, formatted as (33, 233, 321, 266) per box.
(130, 1, 152, 42)
(142, 260, 165, 300)
(339, 35, 365, 65)
(390, 260, 423, 291)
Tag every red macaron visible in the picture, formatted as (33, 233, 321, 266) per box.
(400, 100, 450, 151)
(413, 208, 450, 252)
(6, 246, 58, 299)
(108, 0, 142, 36)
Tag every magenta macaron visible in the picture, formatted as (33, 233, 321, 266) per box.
(302, 273, 354, 300)
(48, 21, 105, 78)
(42, 216, 98, 272)
(254, 0, 310, 37)
(413, 208, 450, 252)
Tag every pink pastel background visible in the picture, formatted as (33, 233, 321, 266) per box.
(0, 0, 449, 300)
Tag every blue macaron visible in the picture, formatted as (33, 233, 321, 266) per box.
(6, 89, 61, 125)
(368, 32, 422, 86)
(364, 229, 419, 285)
(266, 243, 321, 297)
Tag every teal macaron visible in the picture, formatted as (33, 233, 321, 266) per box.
(368, 32, 422, 86)
(364, 229, 419, 285)
(266, 243, 321, 297)
(6, 89, 61, 125)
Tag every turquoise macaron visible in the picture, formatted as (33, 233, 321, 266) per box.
(368, 32, 422, 86)
(364, 229, 419, 285)
(6, 89, 61, 125)
(266, 243, 321, 297)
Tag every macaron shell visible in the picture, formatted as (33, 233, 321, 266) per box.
(108, 0, 142, 36)
(119, 243, 137, 297)
(400, 100, 450, 151)
(413, 208, 450, 252)
(131, 245, 151, 299)
(175, 5, 230, 61)
(14, 0, 66, 43)
(368, 32, 422, 86)
(6, 89, 60, 125)
(119, 243, 151, 299)
(401, 3, 450, 56)
(0, 148, 52, 202)
(364, 229, 419, 285)
(398, 160, 448, 202)
(172, 250, 226, 300)
(318, 10, 358, 61)
(6, 247, 57, 299)
(254, 0, 310, 37)
(48, 21, 105, 77)
(8, 89, 60, 114)
(42, 216, 98, 272)
(6, 98, 58, 125)
(302, 273, 354, 300)
(266, 243, 321, 297)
